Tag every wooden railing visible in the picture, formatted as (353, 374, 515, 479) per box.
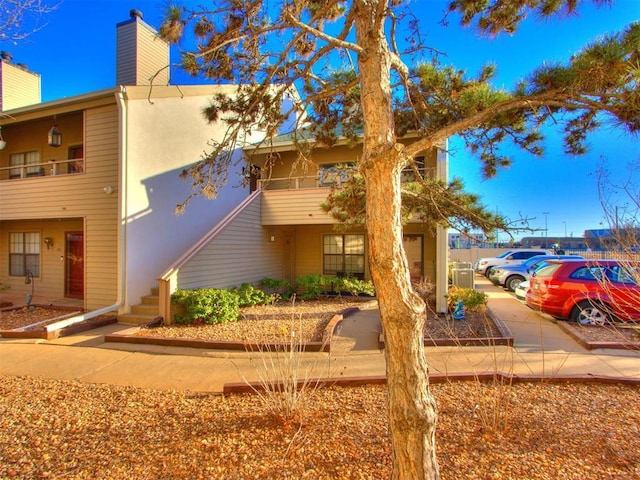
(0, 158, 84, 181)
(258, 167, 436, 191)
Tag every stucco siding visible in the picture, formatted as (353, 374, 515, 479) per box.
(122, 86, 255, 306)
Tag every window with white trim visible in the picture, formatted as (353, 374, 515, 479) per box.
(9, 232, 40, 276)
(323, 234, 365, 277)
(10, 151, 42, 179)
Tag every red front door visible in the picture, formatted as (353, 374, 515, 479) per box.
(65, 232, 84, 298)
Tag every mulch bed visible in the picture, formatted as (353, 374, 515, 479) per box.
(0, 305, 117, 340)
(1, 375, 639, 479)
(2, 298, 639, 351)
(558, 320, 640, 350)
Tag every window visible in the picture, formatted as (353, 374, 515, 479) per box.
(319, 163, 355, 187)
(401, 156, 425, 182)
(9, 151, 41, 179)
(9, 232, 40, 276)
(323, 234, 365, 277)
(508, 251, 545, 260)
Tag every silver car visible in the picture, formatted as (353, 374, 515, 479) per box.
(474, 249, 552, 277)
(488, 254, 583, 291)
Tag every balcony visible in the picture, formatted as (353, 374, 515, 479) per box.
(258, 167, 436, 225)
(0, 158, 84, 181)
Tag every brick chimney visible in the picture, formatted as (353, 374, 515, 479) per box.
(0, 51, 41, 112)
(116, 9, 170, 86)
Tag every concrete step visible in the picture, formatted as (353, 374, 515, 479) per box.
(117, 312, 160, 325)
(131, 303, 159, 315)
(117, 287, 162, 325)
(140, 294, 159, 305)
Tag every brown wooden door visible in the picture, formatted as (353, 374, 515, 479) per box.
(65, 231, 84, 298)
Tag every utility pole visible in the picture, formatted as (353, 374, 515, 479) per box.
(543, 212, 550, 248)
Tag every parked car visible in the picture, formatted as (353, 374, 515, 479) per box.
(514, 280, 529, 301)
(474, 249, 553, 277)
(488, 254, 583, 292)
(526, 259, 640, 325)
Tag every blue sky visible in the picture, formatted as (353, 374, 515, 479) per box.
(3, 0, 639, 239)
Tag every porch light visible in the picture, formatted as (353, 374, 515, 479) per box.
(47, 115, 62, 147)
(0, 126, 6, 150)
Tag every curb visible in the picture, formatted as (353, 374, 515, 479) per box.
(223, 371, 640, 395)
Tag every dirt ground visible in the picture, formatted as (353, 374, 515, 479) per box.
(1, 375, 638, 479)
(2, 299, 640, 478)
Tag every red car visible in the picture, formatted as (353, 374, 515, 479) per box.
(526, 259, 640, 325)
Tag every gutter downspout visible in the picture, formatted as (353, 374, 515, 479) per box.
(46, 87, 129, 332)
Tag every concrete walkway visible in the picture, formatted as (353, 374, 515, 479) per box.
(1, 278, 639, 392)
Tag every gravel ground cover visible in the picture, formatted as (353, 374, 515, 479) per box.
(4, 298, 639, 348)
(1, 375, 639, 479)
(135, 298, 374, 343)
(0, 307, 81, 331)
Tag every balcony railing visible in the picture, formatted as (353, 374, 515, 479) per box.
(0, 158, 84, 181)
(258, 167, 436, 191)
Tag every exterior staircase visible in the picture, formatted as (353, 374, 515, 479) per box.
(117, 288, 163, 325)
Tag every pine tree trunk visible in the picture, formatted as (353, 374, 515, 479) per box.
(355, 1, 440, 478)
(364, 153, 440, 480)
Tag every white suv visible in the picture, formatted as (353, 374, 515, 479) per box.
(474, 249, 552, 277)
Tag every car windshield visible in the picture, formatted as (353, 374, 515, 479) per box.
(495, 251, 513, 259)
(523, 256, 548, 268)
(533, 263, 562, 278)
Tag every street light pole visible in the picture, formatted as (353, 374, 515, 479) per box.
(543, 212, 550, 248)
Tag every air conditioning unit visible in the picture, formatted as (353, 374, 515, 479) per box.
(452, 268, 475, 289)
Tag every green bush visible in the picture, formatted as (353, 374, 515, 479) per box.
(171, 288, 240, 324)
(446, 285, 488, 312)
(296, 274, 326, 300)
(332, 276, 375, 296)
(260, 277, 294, 300)
(232, 283, 273, 307)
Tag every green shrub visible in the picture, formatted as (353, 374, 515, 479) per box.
(170, 288, 240, 324)
(446, 285, 488, 312)
(296, 274, 326, 300)
(232, 283, 273, 307)
(332, 276, 376, 296)
(260, 277, 293, 300)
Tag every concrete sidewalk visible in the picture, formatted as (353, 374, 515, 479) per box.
(1, 278, 639, 392)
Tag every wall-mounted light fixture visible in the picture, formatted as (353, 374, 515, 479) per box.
(0, 126, 6, 150)
(47, 115, 62, 147)
(103, 186, 115, 195)
(44, 237, 54, 249)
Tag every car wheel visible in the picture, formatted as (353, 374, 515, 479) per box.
(570, 300, 611, 326)
(505, 275, 525, 292)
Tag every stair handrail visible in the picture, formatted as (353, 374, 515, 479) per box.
(156, 189, 263, 323)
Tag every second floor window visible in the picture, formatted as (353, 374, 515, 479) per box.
(319, 163, 355, 187)
(10, 151, 41, 179)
